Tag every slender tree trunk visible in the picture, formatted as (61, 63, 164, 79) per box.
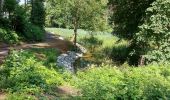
(73, 0, 80, 48)
(25, 0, 27, 9)
(73, 20, 78, 46)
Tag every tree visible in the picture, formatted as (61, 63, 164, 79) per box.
(4, 0, 17, 15)
(130, 0, 170, 64)
(109, 0, 155, 39)
(46, 0, 109, 45)
(31, 0, 45, 28)
(0, 0, 4, 16)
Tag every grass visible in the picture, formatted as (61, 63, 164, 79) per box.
(46, 28, 129, 65)
(45, 28, 119, 45)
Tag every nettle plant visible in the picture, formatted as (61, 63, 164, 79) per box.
(134, 0, 170, 64)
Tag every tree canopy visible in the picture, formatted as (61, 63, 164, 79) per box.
(46, 0, 109, 45)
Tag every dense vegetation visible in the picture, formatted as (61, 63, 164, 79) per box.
(0, 0, 45, 43)
(0, 0, 170, 99)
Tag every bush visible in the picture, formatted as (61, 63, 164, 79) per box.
(0, 28, 19, 44)
(131, 0, 170, 64)
(0, 50, 64, 94)
(23, 23, 45, 41)
(74, 64, 170, 99)
(75, 66, 124, 99)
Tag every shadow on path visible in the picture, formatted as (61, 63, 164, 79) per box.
(0, 32, 73, 64)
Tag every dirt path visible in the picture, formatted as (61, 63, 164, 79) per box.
(0, 92, 6, 100)
(0, 32, 73, 64)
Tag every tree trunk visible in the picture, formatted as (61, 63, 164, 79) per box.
(73, 21, 78, 46)
(25, 0, 27, 9)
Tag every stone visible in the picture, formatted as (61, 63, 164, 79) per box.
(76, 43, 87, 53)
(57, 43, 87, 72)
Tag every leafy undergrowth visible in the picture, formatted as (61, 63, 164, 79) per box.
(0, 49, 74, 99)
(1, 49, 170, 99)
(73, 64, 170, 99)
(27, 48, 60, 69)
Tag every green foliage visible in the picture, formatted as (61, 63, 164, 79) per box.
(31, 0, 45, 28)
(4, 0, 17, 14)
(11, 5, 45, 41)
(0, 0, 45, 42)
(75, 64, 170, 99)
(45, 0, 109, 31)
(76, 66, 123, 99)
(109, 0, 155, 39)
(23, 23, 45, 41)
(0, 28, 19, 44)
(7, 92, 36, 100)
(0, 50, 64, 94)
(132, 0, 170, 64)
(12, 6, 28, 34)
(28, 48, 59, 69)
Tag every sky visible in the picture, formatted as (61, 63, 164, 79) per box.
(19, 0, 25, 4)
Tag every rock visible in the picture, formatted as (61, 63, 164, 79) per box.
(58, 37, 64, 40)
(76, 43, 87, 53)
(57, 42, 87, 72)
(57, 51, 83, 72)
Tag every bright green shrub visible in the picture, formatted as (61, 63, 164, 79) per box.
(23, 23, 45, 41)
(0, 50, 64, 93)
(119, 66, 170, 99)
(75, 64, 170, 99)
(131, 0, 170, 64)
(7, 92, 36, 100)
(0, 28, 19, 44)
(75, 66, 124, 99)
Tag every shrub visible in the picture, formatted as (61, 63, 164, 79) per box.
(0, 50, 64, 93)
(7, 92, 36, 100)
(74, 64, 170, 99)
(0, 28, 19, 44)
(75, 66, 124, 99)
(131, 0, 170, 64)
(23, 23, 45, 41)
